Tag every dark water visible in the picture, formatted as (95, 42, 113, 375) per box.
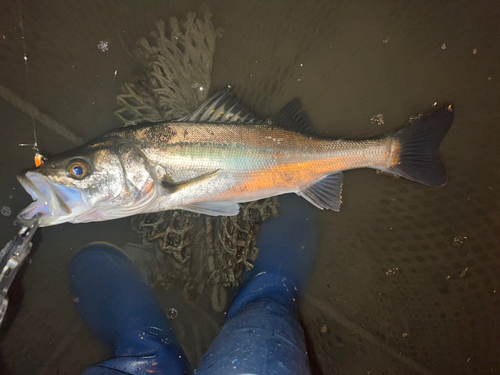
(1, 1, 499, 374)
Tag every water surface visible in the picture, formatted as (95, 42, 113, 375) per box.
(0, 1, 499, 373)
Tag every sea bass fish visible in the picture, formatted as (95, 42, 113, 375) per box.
(16, 88, 454, 227)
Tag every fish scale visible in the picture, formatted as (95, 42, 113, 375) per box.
(130, 124, 392, 203)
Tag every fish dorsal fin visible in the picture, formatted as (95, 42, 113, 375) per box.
(272, 98, 316, 135)
(297, 172, 343, 211)
(175, 86, 264, 124)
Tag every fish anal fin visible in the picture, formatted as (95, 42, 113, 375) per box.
(272, 98, 316, 135)
(298, 172, 343, 211)
(183, 201, 240, 216)
(161, 170, 220, 193)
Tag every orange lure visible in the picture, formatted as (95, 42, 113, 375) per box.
(34, 153, 47, 168)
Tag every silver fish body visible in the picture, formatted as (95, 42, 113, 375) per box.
(115, 123, 392, 207)
(16, 89, 454, 227)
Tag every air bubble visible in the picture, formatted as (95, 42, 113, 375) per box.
(166, 307, 178, 319)
(97, 40, 110, 53)
(409, 113, 423, 124)
(370, 114, 384, 126)
(460, 267, 469, 278)
(386, 267, 399, 276)
(451, 235, 467, 248)
(191, 82, 204, 91)
(1, 206, 12, 217)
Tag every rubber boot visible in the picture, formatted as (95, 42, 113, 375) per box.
(69, 243, 190, 375)
(242, 193, 320, 295)
(195, 194, 319, 375)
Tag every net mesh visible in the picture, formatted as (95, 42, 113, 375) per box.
(132, 198, 279, 311)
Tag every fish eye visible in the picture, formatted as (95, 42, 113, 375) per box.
(67, 160, 89, 179)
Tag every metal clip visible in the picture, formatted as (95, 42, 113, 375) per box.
(0, 213, 41, 326)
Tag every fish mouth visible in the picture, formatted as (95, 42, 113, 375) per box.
(16, 172, 82, 227)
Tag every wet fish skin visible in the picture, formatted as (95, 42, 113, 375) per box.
(16, 93, 453, 227)
(113, 123, 394, 206)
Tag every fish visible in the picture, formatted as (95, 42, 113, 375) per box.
(16, 87, 454, 227)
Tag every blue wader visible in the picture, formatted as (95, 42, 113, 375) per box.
(70, 194, 318, 375)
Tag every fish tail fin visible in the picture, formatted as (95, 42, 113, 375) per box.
(384, 105, 454, 187)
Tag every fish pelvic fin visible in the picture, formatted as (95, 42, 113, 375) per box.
(383, 105, 454, 187)
(298, 172, 343, 211)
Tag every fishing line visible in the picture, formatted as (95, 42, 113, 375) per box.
(17, 0, 39, 154)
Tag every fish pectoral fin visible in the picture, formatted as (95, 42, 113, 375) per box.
(183, 201, 240, 216)
(161, 170, 220, 194)
(272, 98, 316, 135)
(297, 172, 343, 211)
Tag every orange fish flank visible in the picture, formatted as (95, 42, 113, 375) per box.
(226, 138, 397, 199)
